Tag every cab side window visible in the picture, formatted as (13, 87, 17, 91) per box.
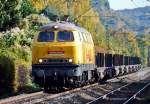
(78, 32, 83, 42)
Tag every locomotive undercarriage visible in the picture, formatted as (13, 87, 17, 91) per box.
(32, 64, 96, 92)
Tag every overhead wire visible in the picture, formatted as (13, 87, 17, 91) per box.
(130, 0, 139, 8)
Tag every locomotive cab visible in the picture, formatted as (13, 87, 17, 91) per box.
(32, 30, 77, 64)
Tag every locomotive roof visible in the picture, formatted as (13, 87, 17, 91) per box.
(40, 21, 88, 32)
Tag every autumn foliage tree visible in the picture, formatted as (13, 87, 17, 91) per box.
(137, 34, 150, 66)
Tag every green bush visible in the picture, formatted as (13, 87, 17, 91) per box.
(0, 49, 33, 96)
(0, 54, 17, 95)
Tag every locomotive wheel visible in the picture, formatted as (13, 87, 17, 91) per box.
(99, 74, 109, 84)
(81, 72, 88, 86)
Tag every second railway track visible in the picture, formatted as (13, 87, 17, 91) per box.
(87, 80, 150, 104)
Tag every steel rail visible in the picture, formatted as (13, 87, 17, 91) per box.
(123, 82, 150, 104)
(0, 91, 43, 104)
(86, 83, 133, 104)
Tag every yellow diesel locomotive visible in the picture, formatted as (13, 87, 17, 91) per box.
(32, 21, 141, 92)
(32, 22, 96, 91)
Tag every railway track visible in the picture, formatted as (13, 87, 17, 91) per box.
(0, 68, 149, 104)
(125, 78, 150, 104)
(87, 81, 150, 104)
(0, 83, 99, 104)
(123, 81, 150, 104)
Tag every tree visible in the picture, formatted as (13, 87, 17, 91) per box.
(20, 0, 36, 18)
(0, 0, 36, 31)
(0, 0, 21, 31)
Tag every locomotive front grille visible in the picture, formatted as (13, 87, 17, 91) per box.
(41, 58, 71, 64)
(48, 59, 68, 63)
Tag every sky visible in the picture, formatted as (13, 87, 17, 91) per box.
(108, 0, 150, 10)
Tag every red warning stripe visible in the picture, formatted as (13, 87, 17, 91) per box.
(48, 51, 64, 54)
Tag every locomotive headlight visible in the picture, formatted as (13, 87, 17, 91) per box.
(54, 25, 58, 29)
(68, 59, 73, 63)
(39, 59, 43, 63)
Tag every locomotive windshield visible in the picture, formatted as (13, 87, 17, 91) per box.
(38, 32, 54, 42)
(57, 31, 74, 42)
